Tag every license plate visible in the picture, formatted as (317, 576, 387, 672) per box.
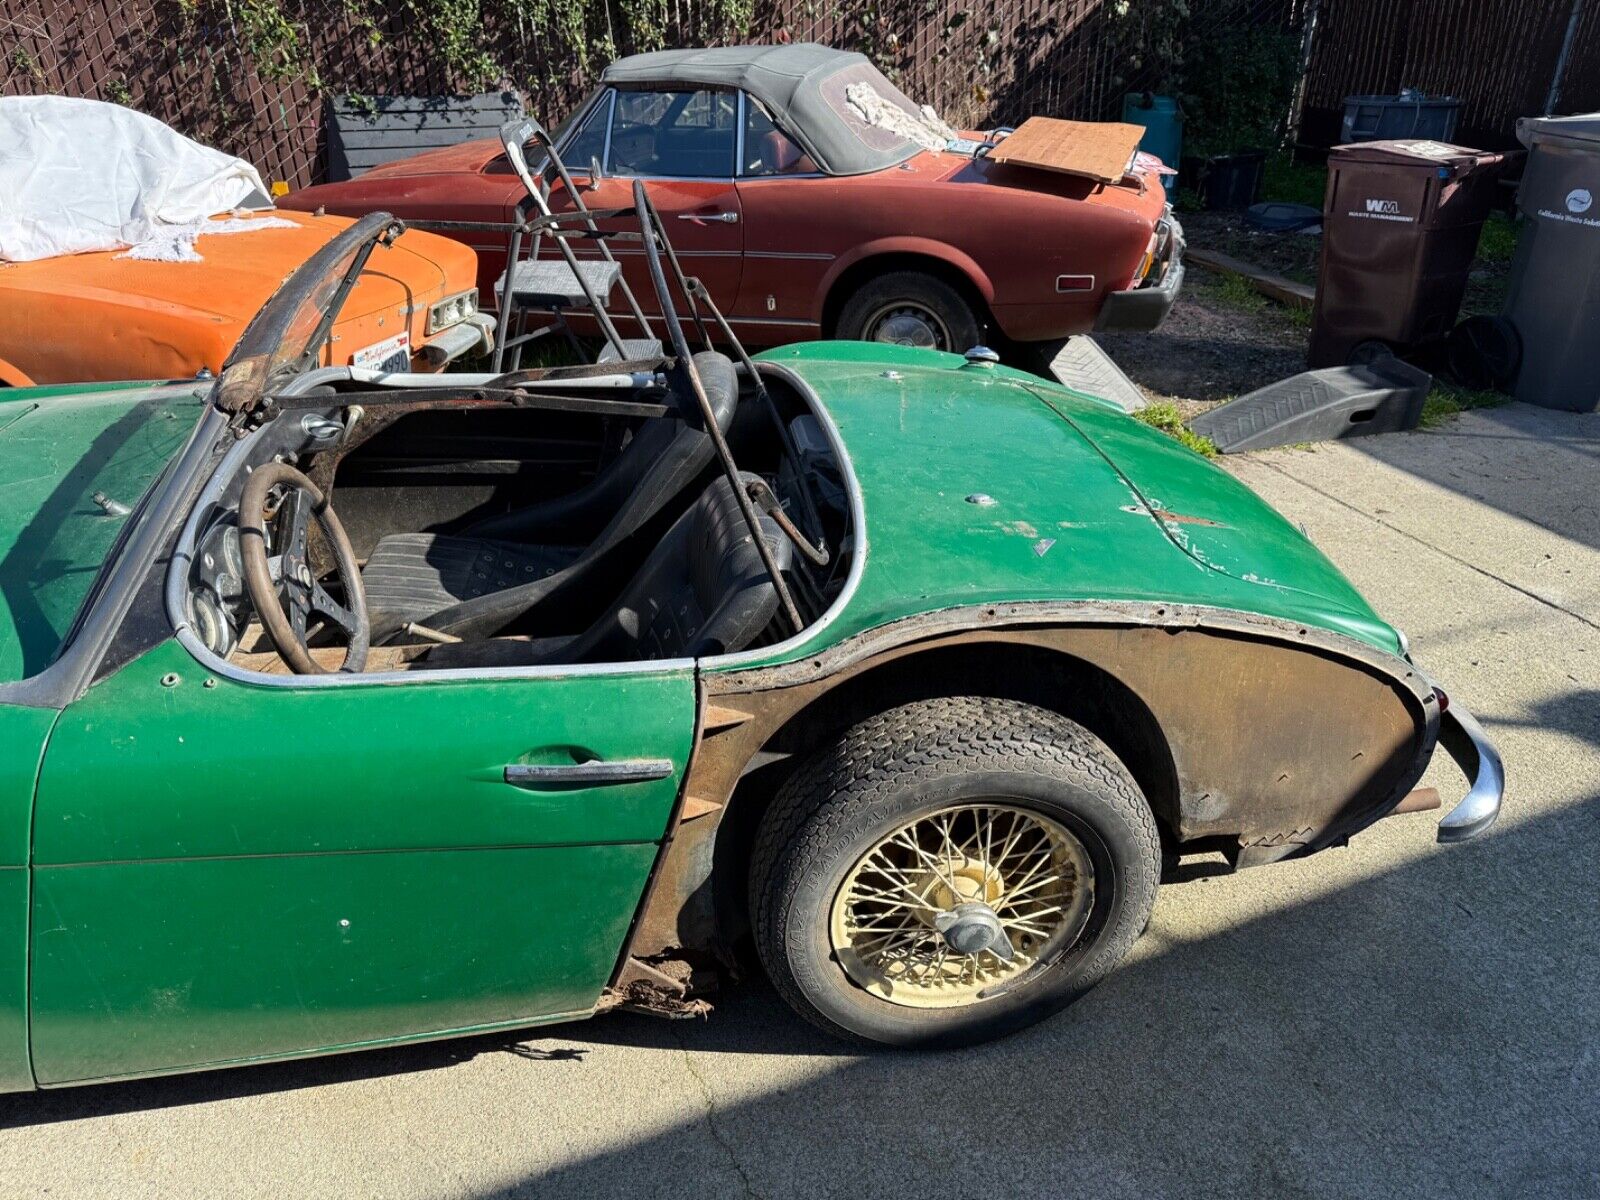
(351, 332, 411, 373)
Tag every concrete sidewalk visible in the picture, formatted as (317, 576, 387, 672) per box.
(2, 405, 1596, 1200)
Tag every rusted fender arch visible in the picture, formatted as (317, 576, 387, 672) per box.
(815, 236, 996, 325)
(623, 601, 1439, 961)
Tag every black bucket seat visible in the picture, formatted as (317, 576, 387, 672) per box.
(361, 351, 738, 641)
(421, 472, 794, 667)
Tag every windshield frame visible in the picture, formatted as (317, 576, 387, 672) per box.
(215, 211, 404, 417)
(538, 87, 606, 180)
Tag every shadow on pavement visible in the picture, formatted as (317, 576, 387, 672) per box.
(486, 791, 1600, 1198)
(1348, 403, 1600, 556)
(0, 1025, 542, 1130)
(10, 783, 1591, 1196)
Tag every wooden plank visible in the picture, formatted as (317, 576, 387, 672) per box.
(363, 94, 518, 113)
(1186, 247, 1317, 311)
(332, 111, 519, 136)
(344, 150, 437, 170)
(332, 93, 521, 116)
(986, 117, 1145, 184)
(336, 129, 504, 151)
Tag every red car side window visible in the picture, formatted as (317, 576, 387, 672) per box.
(741, 99, 817, 177)
(562, 99, 610, 175)
(610, 90, 737, 179)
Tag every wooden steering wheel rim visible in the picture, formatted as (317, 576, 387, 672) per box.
(238, 461, 370, 674)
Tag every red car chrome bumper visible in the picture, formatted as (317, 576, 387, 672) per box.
(1095, 215, 1185, 334)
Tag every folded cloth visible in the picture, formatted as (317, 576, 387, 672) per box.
(115, 213, 297, 262)
(1135, 150, 1178, 177)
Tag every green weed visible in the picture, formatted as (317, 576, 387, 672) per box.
(1476, 212, 1519, 265)
(1136, 402, 1219, 457)
(1420, 382, 1507, 428)
(1261, 153, 1326, 208)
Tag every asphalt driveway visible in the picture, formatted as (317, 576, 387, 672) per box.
(2, 403, 1596, 1200)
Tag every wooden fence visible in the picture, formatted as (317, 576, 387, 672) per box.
(2, 0, 1296, 187)
(1300, 0, 1600, 148)
(4, 0, 1592, 188)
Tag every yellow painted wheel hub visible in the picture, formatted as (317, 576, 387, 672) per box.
(912, 854, 1003, 915)
(828, 803, 1094, 1008)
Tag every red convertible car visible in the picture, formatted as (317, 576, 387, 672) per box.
(285, 44, 1184, 354)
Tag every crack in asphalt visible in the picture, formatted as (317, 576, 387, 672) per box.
(673, 1026, 762, 1200)
(1258, 458, 1600, 633)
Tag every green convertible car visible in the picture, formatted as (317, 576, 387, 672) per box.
(0, 199, 1499, 1092)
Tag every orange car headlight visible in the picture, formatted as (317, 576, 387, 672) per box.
(426, 289, 478, 335)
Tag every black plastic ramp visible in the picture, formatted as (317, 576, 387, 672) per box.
(1047, 336, 1149, 413)
(1188, 356, 1432, 453)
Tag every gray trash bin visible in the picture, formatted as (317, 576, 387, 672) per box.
(1504, 113, 1600, 412)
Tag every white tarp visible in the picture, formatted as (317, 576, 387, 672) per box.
(0, 96, 276, 263)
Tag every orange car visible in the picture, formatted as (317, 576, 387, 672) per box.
(0, 209, 491, 387)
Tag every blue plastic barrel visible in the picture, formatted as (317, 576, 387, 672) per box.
(1122, 93, 1182, 189)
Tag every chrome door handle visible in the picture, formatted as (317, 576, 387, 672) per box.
(503, 759, 675, 786)
(678, 211, 739, 224)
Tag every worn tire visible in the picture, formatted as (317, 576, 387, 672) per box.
(835, 271, 983, 352)
(748, 697, 1160, 1048)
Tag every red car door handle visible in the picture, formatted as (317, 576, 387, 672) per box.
(677, 211, 739, 224)
(503, 759, 675, 786)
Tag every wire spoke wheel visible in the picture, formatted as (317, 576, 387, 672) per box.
(828, 803, 1094, 1008)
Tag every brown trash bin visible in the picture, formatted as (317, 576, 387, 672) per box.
(1308, 139, 1504, 367)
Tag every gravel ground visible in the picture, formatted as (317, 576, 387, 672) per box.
(1095, 265, 1309, 415)
(1180, 209, 1324, 284)
(1101, 197, 1522, 423)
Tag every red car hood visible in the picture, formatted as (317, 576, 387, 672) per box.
(352, 138, 505, 179)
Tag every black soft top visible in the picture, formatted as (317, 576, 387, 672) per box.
(600, 43, 927, 176)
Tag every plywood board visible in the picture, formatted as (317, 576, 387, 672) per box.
(986, 117, 1145, 184)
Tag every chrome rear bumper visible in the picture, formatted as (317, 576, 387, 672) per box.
(1094, 216, 1185, 334)
(1435, 697, 1504, 843)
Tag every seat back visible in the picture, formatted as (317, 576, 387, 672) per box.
(422, 351, 741, 640)
(465, 349, 738, 544)
(557, 472, 794, 663)
(760, 131, 815, 174)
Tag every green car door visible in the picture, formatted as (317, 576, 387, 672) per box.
(28, 639, 694, 1086)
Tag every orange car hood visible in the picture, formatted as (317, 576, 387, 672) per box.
(0, 210, 472, 383)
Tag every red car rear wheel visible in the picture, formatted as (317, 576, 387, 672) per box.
(837, 271, 982, 353)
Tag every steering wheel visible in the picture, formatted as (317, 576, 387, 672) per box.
(239, 462, 370, 674)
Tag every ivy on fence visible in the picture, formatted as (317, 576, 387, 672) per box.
(2, 0, 1303, 187)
